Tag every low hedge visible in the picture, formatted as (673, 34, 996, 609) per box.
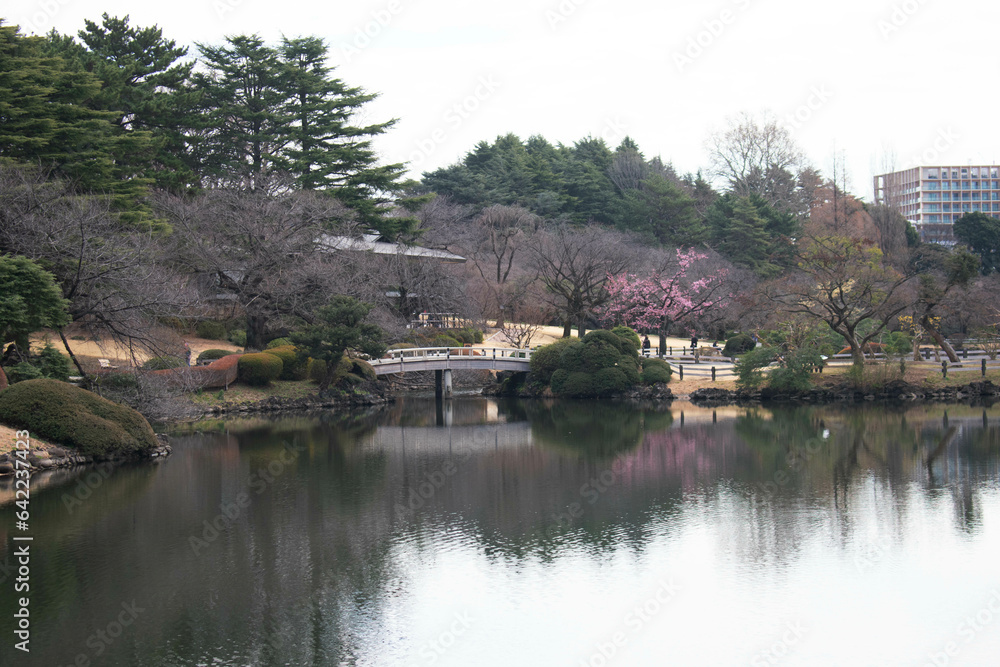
(0, 379, 157, 458)
(196, 348, 233, 364)
(266, 337, 293, 349)
(238, 353, 283, 386)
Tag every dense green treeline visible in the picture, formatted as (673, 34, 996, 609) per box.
(420, 133, 808, 277)
(0, 15, 418, 235)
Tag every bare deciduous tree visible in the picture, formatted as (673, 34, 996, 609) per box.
(707, 112, 802, 193)
(0, 165, 198, 373)
(157, 186, 362, 349)
(531, 223, 639, 337)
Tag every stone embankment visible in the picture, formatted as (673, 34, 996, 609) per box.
(202, 387, 391, 416)
(0, 435, 172, 477)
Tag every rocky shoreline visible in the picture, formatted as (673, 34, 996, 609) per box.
(686, 379, 1000, 406)
(0, 434, 172, 477)
(484, 372, 999, 407)
(199, 386, 393, 417)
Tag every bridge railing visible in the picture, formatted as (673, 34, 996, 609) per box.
(369, 347, 534, 365)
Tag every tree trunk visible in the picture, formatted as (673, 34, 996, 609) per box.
(319, 355, 341, 391)
(845, 332, 865, 368)
(246, 313, 268, 350)
(577, 320, 586, 338)
(921, 316, 960, 363)
(58, 328, 88, 381)
(562, 319, 572, 338)
(658, 332, 667, 356)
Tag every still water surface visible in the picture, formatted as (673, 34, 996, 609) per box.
(2, 397, 999, 666)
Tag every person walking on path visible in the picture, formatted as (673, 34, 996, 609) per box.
(642, 335, 651, 356)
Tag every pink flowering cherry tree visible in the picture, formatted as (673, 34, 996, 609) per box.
(601, 248, 729, 353)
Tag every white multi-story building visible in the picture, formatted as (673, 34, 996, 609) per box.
(873, 165, 1000, 245)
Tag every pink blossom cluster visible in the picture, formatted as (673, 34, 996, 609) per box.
(601, 248, 728, 333)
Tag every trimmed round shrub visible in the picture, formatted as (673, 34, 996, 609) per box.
(266, 337, 293, 349)
(196, 348, 233, 364)
(529, 337, 581, 384)
(611, 325, 641, 351)
(6, 362, 43, 384)
(641, 358, 672, 384)
(723, 333, 757, 357)
(618, 356, 641, 385)
(557, 371, 595, 397)
(263, 345, 307, 380)
(238, 352, 283, 386)
(593, 367, 629, 395)
(195, 320, 227, 340)
(0, 378, 157, 457)
(142, 356, 185, 371)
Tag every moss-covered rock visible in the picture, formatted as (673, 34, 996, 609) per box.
(0, 379, 157, 458)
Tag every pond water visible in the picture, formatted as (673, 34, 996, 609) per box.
(2, 397, 999, 666)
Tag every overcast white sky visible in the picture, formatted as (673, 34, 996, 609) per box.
(11, 0, 1000, 199)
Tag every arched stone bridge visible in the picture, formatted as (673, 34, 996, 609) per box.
(368, 347, 533, 397)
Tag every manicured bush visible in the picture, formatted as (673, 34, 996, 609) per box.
(535, 329, 642, 397)
(266, 337, 293, 349)
(611, 325, 641, 351)
(263, 345, 307, 380)
(0, 378, 157, 457)
(228, 329, 247, 346)
(37, 343, 70, 381)
(593, 367, 630, 395)
(238, 352, 283, 386)
(6, 362, 43, 384)
(723, 333, 757, 357)
(142, 356, 185, 371)
(195, 320, 227, 340)
(640, 358, 672, 384)
(196, 348, 233, 364)
(529, 337, 581, 384)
